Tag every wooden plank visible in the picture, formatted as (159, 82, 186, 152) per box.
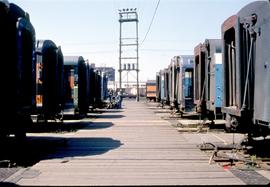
(12, 100, 244, 186)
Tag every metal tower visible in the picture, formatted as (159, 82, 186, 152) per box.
(118, 8, 139, 101)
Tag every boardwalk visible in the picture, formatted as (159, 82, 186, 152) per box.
(7, 100, 244, 186)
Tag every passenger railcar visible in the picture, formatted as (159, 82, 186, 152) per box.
(155, 73, 161, 102)
(168, 59, 177, 109)
(204, 39, 223, 120)
(146, 80, 157, 101)
(100, 71, 108, 103)
(159, 69, 170, 106)
(194, 43, 206, 116)
(87, 64, 96, 110)
(93, 70, 108, 108)
(35, 40, 64, 122)
(194, 40, 223, 120)
(93, 70, 102, 108)
(63, 56, 88, 115)
(174, 55, 194, 114)
(0, 2, 36, 139)
(222, 1, 270, 135)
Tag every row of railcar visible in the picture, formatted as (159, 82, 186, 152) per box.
(156, 56, 194, 114)
(0, 1, 108, 139)
(156, 0, 270, 136)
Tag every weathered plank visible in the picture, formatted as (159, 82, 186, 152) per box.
(9, 100, 244, 186)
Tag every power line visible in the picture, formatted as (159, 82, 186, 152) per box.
(140, 0, 161, 47)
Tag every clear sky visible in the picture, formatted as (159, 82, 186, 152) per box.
(11, 0, 255, 83)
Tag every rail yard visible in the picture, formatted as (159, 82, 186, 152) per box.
(1, 0, 270, 186)
(0, 99, 269, 186)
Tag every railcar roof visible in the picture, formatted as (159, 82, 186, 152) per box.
(64, 56, 84, 66)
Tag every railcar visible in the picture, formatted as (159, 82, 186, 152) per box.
(100, 71, 108, 103)
(146, 80, 157, 102)
(159, 69, 170, 106)
(87, 64, 96, 110)
(174, 55, 194, 114)
(204, 39, 223, 120)
(194, 40, 223, 120)
(63, 56, 88, 115)
(93, 70, 102, 108)
(35, 40, 64, 122)
(194, 43, 206, 116)
(168, 59, 177, 109)
(222, 1, 270, 135)
(0, 2, 36, 139)
(156, 73, 161, 102)
(93, 70, 108, 108)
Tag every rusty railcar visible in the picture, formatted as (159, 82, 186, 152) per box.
(222, 1, 270, 135)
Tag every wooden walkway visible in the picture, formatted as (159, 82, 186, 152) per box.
(8, 100, 244, 186)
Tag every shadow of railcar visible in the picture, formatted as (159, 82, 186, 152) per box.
(94, 109, 123, 113)
(29, 105, 117, 134)
(0, 136, 122, 167)
(0, 136, 66, 167)
(96, 114, 125, 119)
(0, 119, 117, 167)
(0, 182, 19, 187)
(26, 122, 87, 133)
(44, 137, 123, 160)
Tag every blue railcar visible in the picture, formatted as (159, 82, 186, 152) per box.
(204, 39, 223, 120)
(194, 39, 223, 120)
(174, 55, 194, 113)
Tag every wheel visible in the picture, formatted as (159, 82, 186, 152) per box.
(55, 110, 64, 123)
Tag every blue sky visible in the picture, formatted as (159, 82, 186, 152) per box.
(11, 0, 255, 82)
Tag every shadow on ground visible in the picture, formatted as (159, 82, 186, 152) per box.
(28, 113, 114, 133)
(94, 109, 123, 113)
(0, 182, 19, 186)
(96, 115, 125, 119)
(0, 136, 122, 168)
(26, 122, 88, 133)
(82, 122, 114, 130)
(44, 137, 123, 160)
